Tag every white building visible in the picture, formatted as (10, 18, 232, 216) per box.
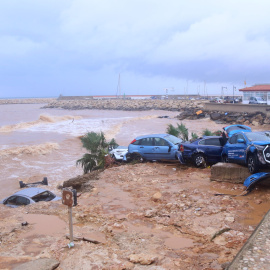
(239, 84, 270, 105)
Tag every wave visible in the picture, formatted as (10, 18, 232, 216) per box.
(105, 114, 158, 141)
(0, 114, 82, 133)
(0, 142, 59, 156)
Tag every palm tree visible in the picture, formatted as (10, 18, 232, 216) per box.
(76, 131, 118, 174)
(167, 122, 197, 141)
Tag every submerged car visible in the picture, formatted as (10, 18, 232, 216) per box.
(222, 131, 270, 173)
(177, 136, 224, 167)
(110, 146, 128, 160)
(127, 134, 182, 161)
(1, 187, 61, 207)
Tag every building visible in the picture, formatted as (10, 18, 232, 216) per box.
(239, 84, 270, 105)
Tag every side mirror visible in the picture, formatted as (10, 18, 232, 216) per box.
(237, 139, 245, 143)
(168, 146, 172, 152)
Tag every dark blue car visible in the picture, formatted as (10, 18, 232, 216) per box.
(222, 131, 270, 173)
(177, 136, 224, 167)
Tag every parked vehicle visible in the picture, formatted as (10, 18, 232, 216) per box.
(110, 146, 128, 160)
(127, 134, 182, 161)
(223, 96, 235, 103)
(223, 125, 252, 137)
(222, 131, 270, 173)
(249, 97, 267, 104)
(177, 136, 224, 167)
(0, 187, 61, 207)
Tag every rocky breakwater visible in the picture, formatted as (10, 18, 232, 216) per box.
(43, 99, 206, 111)
(209, 111, 270, 126)
(0, 98, 56, 105)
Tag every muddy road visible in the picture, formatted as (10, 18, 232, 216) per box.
(0, 162, 270, 270)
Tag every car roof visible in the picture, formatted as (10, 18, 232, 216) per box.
(135, 134, 171, 140)
(13, 187, 48, 197)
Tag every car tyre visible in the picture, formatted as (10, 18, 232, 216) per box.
(131, 153, 145, 163)
(193, 153, 206, 167)
(247, 154, 259, 174)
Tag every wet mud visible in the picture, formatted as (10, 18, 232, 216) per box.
(1, 163, 269, 269)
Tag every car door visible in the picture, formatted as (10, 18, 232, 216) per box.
(233, 134, 247, 164)
(203, 138, 223, 162)
(152, 137, 173, 159)
(226, 134, 243, 163)
(137, 137, 155, 159)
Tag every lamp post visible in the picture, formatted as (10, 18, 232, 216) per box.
(221, 86, 227, 100)
(233, 86, 236, 103)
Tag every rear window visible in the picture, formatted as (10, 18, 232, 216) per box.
(226, 125, 250, 133)
(204, 138, 222, 146)
(31, 191, 56, 202)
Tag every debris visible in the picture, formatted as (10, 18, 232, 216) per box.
(66, 235, 102, 244)
(211, 228, 231, 241)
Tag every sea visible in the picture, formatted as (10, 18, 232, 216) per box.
(0, 103, 184, 199)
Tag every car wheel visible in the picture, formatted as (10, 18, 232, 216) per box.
(247, 154, 259, 174)
(131, 153, 145, 163)
(193, 153, 206, 167)
(222, 155, 229, 163)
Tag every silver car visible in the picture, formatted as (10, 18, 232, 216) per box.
(1, 187, 61, 207)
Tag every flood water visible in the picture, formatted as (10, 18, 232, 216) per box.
(0, 103, 227, 199)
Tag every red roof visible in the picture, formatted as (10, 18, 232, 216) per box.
(239, 85, 270, 91)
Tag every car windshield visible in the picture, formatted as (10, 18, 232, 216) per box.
(246, 132, 270, 142)
(164, 135, 182, 144)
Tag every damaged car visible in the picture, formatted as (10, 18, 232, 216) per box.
(109, 146, 128, 161)
(177, 136, 224, 167)
(126, 134, 182, 161)
(1, 187, 61, 207)
(222, 131, 270, 173)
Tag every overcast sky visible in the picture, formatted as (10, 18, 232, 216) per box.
(1, 0, 270, 98)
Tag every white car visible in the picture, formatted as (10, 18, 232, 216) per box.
(110, 146, 128, 160)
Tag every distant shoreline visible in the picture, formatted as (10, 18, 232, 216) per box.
(0, 98, 57, 104)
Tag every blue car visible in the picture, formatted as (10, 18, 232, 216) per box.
(127, 134, 182, 161)
(222, 131, 270, 173)
(223, 124, 252, 137)
(177, 136, 224, 167)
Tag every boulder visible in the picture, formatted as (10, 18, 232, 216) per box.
(210, 112, 221, 120)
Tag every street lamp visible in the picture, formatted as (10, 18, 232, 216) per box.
(233, 86, 236, 103)
(221, 86, 227, 100)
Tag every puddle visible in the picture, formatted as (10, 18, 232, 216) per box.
(122, 220, 194, 249)
(17, 214, 66, 255)
(164, 235, 194, 249)
(211, 183, 270, 226)
(21, 213, 66, 236)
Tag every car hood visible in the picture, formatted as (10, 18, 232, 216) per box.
(251, 141, 270, 146)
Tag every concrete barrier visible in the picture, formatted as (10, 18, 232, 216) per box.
(204, 103, 270, 117)
(210, 163, 250, 183)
